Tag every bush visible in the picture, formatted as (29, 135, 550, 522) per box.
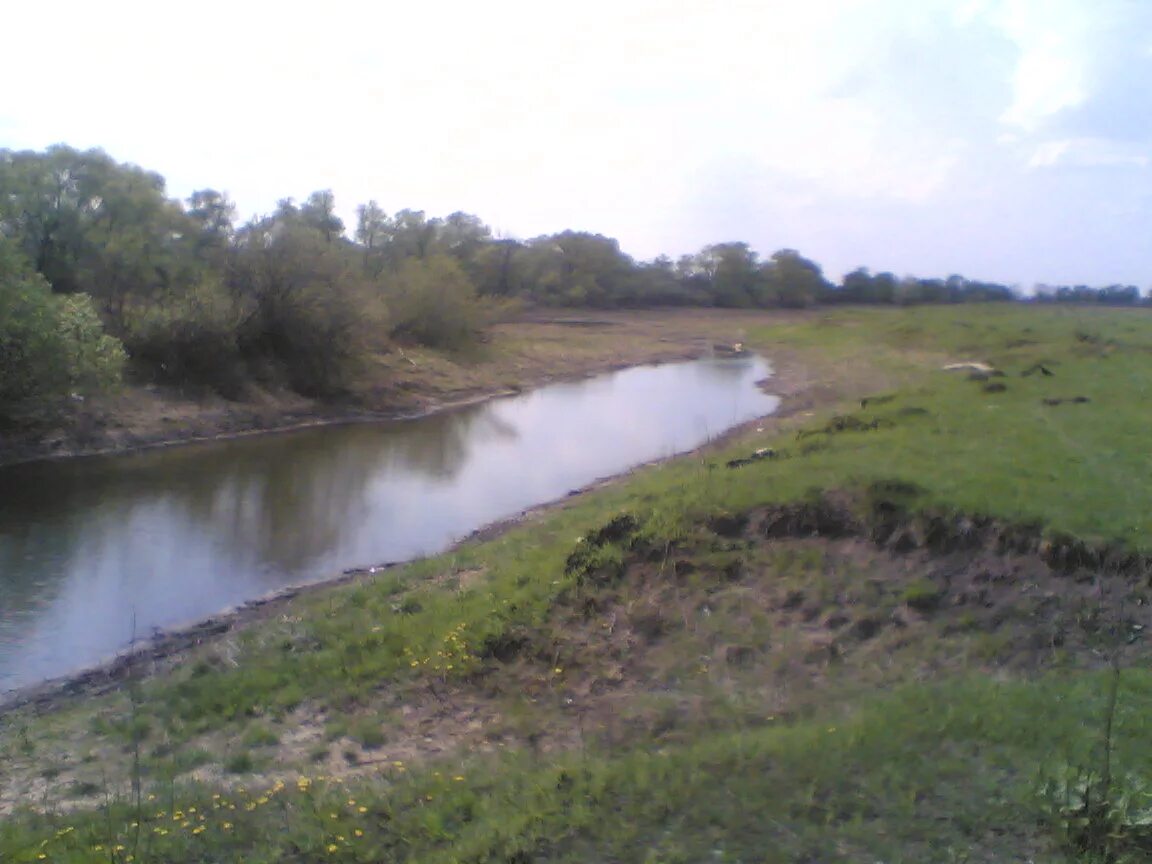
(384, 254, 483, 349)
(0, 237, 124, 421)
(230, 224, 387, 395)
(122, 278, 245, 395)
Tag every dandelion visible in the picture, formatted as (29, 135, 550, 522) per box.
(223, 822, 233, 830)
(354, 829, 364, 837)
(327, 844, 339, 853)
(358, 806, 368, 813)
(453, 776, 465, 782)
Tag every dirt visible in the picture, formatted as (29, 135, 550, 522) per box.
(3, 488, 1149, 815)
(0, 308, 807, 468)
(0, 345, 814, 720)
(0, 307, 972, 813)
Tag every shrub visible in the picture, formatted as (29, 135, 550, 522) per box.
(384, 254, 483, 349)
(0, 237, 124, 421)
(122, 278, 245, 395)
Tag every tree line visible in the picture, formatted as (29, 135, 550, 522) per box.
(0, 145, 1143, 422)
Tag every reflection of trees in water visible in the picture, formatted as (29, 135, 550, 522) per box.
(377, 406, 518, 479)
(0, 533, 60, 635)
(0, 404, 522, 623)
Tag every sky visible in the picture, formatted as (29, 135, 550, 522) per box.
(2, 0, 1150, 287)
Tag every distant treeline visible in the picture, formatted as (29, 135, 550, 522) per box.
(1030, 284, 1148, 306)
(0, 145, 1147, 417)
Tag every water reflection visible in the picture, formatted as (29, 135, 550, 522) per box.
(0, 356, 777, 690)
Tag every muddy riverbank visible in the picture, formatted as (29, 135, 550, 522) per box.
(0, 309, 804, 468)
(0, 350, 816, 717)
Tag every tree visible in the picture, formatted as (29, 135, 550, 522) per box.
(522, 231, 636, 306)
(354, 200, 389, 277)
(763, 249, 827, 308)
(0, 236, 124, 419)
(186, 189, 236, 250)
(692, 243, 763, 307)
(229, 217, 382, 394)
(0, 145, 198, 325)
(384, 254, 481, 348)
(300, 190, 344, 243)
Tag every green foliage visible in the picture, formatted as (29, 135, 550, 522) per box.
(230, 220, 386, 395)
(0, 237, 123, 419)
(121, 278, 244, 394)
(8, 304, 1152, 861)
(0, 142, 1029, 410)
(385, 254, 482, 348)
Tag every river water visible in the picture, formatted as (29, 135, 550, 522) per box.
(0, 355, 778, 692)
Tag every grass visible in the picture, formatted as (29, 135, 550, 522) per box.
(3, 304, 1152, 861)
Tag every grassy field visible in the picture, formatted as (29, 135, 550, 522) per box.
(3, 304, 1152, 862)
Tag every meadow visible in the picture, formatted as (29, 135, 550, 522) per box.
(2, 304, 1151, 862)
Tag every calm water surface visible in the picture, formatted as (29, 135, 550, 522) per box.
(0, 356, 778, 691)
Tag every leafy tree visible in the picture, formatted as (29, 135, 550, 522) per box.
(382, 209, 434, 263)
(469, 238, 527, 297)
(384, 254, 482, 348)
(763, 249, 828, 308)
(0, 145, 197, 325)
(122, 275, 244, 394)
(355, 200, 389, 277)
(0, 237, 124, 419)
(230, 217, 382, 394)
(692, 243, 763, 307)
(522, 231, 636, 306)
(300, 190, 344, 243)
(186, 189, 236, 256)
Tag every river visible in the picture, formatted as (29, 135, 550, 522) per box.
(0, 355, 778, 692)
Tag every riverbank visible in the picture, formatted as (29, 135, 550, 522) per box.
(0, 308, 804, 468)
(0, 350, 807, 717)
(4, 305, 1152, 861)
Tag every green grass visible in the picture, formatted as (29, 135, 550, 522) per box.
(4, 304, 1152, 862)
(5, 675, 1152, 862)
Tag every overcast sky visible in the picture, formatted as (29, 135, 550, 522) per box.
(3, 0, 1150, 287)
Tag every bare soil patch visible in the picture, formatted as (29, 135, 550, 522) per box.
(0, 308, 806, 467)
(6, 492, 1149, 815)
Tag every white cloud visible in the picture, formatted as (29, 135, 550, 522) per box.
(0, 0, 1149, 285)
(1029, 138, 1150, 169)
